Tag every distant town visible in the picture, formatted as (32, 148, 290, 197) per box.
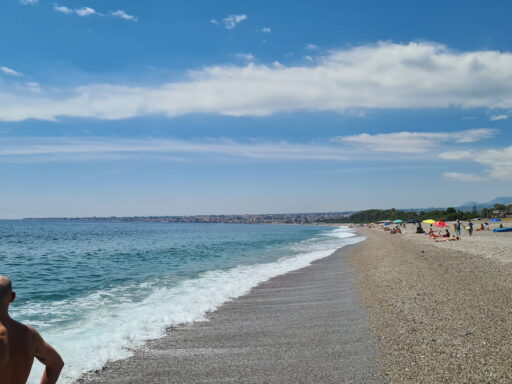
(23, 212, 354, 225)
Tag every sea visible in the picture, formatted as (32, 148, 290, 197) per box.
(0, 220, 362, 383)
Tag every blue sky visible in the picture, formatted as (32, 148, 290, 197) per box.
(1, 0, 512, 218)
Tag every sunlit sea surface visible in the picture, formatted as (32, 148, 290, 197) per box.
(0, 220, 362, 383)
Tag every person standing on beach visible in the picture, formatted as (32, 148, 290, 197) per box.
(455, 219, 462, 237)
(467, 220, 474, 236)
(0, 276, 64, 384)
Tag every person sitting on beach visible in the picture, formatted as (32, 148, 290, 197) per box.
(428, 228, 434, 236)
(416, 224, 424, 234)
(499, 223, 504, 228)
(0, 276, 64, 384)
(443, 229, 451, 237)
(477, 223, 485, 231)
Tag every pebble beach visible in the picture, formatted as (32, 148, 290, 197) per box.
(350, 226, 512, 383)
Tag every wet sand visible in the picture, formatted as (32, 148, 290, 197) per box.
(78, 245, 381, 384)
(350, 228, 512, 383)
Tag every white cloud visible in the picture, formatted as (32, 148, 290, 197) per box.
(110, 10, 138, 22)
(54, 4, 138, 21)
(75, 7, 96, 16)
(19, 0, 38, 4)
(305, 44, 319, 50)
(54, 5, 72, 14)
(438, 150, 472, 160)
(443, 172, 488, 182)
(5, 42, 512, 121)
(261, 27, 271, 33)
(210, 19, 219, 25)
(490, 114, 509, 121)
(0, 66, 23, 77)
(441, 146, 512, 181)
(221, 14, 247, 29)
(54, 4, 96, 16)
(235, 53, 255, 62)
(333, 129, 496, 153)
(0, 137, 351, 162)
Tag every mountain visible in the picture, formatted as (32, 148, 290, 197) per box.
(457, 196, 512, 211)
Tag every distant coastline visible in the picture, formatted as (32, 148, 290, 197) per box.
(21, 212, 353, 225)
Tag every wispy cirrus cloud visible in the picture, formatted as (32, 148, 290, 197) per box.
(235, 53, 255, 62)
(53, 4, 137, 21)
(110, 10, 138, 22)
(443, 172, 488, 182)
(19, 0, 38, 4)
(4, 42, 512, 122)
(261, 27, 271, 33)
(332, 129, 496, 153)
(54, 4, 96, 16)
(211, 14, 247, 29)
(489, 114, 509, 121)
(0, 66, 23, 77)
(0, 137, 352, 163)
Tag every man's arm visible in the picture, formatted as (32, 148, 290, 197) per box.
(30, 327, 64, 384)
(0, 327, 8, 368)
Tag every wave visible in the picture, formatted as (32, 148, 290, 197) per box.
(27, 226, 362, 383)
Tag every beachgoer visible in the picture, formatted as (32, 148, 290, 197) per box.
(443, 229, 451, 237)
(416, 223, 424, 234)
(467, 220, 473, 236)
(499, 223, 504, 228)
(0, 276, 64, 384)
(435, 236, 460, 242)
(455, 219, 462, 237)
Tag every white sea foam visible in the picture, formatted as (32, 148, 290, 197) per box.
(27, 226, 362, 383)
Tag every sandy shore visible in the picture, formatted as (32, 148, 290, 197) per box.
(349, 228, 512, 383)
(78, 245, 381, 384)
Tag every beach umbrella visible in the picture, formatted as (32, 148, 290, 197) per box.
(406, 219, 420, 223)
(383, 222, 391, 226)
(435, 221, 447, 227)
(422, 219, 435, 224)
(490, 218, 501, 222)
(393, 219, 404, 223)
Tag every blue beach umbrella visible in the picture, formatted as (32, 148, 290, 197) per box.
(393, 219, 404, 223)
(490, 218, 502, 222)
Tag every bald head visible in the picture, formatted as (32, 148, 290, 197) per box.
(0, 276, 13, 301)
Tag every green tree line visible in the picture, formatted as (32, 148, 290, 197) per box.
(322, 206, 503, 224)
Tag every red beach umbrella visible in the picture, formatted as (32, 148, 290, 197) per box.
(435, 221, 447, 227)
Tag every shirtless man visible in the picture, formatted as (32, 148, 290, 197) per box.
(0, 276, 64, 384)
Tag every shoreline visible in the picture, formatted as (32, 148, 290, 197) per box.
(349, 228, 512, 383)
(77, 244, 381, 384)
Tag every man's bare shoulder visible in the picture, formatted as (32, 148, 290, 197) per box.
(25, 325, 44, 345)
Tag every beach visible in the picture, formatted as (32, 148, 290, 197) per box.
(350, 226, 512, 383)
(78, 245, 381, 384)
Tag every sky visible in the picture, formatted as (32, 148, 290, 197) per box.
(1, 0, 512, 218)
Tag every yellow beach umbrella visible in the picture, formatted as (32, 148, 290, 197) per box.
(422, 219, 435, 224)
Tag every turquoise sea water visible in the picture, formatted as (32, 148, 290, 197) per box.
(0, 221, 361, 383)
